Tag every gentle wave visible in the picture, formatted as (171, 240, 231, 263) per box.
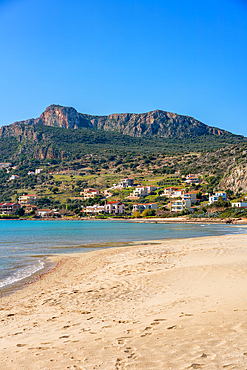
(0, 260, 45, 288)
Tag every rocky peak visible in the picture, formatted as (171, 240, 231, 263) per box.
(39, 105, 90, 129)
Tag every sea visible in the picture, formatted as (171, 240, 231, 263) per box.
(0, 219, 246, 296)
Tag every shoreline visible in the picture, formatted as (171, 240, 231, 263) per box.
(0, 217, 247, 226)
(1, 233, 247, 369)
(2, 216, 247, 224)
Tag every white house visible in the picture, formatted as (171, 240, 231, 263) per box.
(83, 188, 100, 200)
(28, 171, 35, 176)
(209, 192, 227, 205)
(0, 163, 11, 170)
(35, 169, 43, 175)
(146, 185, 157, 194)
(182, 192, 197, 204)
(36, 209, 58, 217)
(170, 199, 191, 212)
(9, 175, 19, 181)
(0, 202, 21, 214)
(185, 174, 199, 184)
(132, 186, 149, 197)
(161, 187, 184, 198)
(118, 178, 134, 188)
(104, 201, 125, 214)
(18, 194, 37, 205)
(84, 204, 105, 214)
(132, 203, 158, 213)
(232, 202, 247, 208)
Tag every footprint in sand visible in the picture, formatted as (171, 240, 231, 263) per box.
(167, 325, 178, 330)
(141, 332, 152, 337)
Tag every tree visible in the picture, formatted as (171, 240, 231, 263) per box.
(14, 207, 25, 217)
(196, 191, 202, 199)
(133, 211, 141, 218)
(51, 187, 59, 194)
(142, 209, 156, 217)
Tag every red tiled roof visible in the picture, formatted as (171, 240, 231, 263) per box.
(37, 209, 54, 212)
(20, 194, 36, 197)
(0, 202, 19, 206)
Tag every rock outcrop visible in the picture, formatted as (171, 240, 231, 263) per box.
(0, 104, 232, 139)
(220, 165, 247, 193)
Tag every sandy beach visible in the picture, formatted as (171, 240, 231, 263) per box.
(1, 233, 247, 369)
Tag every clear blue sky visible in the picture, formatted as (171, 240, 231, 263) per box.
(0, 0, 246, 136)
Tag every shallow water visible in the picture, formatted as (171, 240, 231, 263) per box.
(0, 219, 246, 293)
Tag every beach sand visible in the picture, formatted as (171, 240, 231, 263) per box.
(1, 233, 247, 369)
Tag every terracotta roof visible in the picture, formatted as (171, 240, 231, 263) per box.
(37, 208, 54, 212)
(20, 194, 36, 197)
(0, 202, 19, 206)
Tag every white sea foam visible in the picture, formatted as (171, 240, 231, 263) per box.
(0, 260, 45, 288)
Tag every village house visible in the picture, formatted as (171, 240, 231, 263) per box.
(182, 192, 197, 204)
(130, 185, 157, 198)
(146, 185, 157, 194)
(9, 175, 19, 181)
(231, 202, 247, 208)
(170, 199, 191, 212)
(83, 204, 105, 214)
(36, 209, 58, 217)
(185, 174, 199, 184)
(132, 203, 158, 213)
(0, 163, 11, 170)
(27, 171, 35, 175)
(35, 168, 43, 175)
(104, 201, 125, 214)
(83, 188, 100, 200)
(118, 178, 134, 188)
(160, 187, 184, 198)
(18, 194, 37, 205)
(0, 202, 21, 214)
(132, 186, 149, 197)
(209, 192, 227, 204)
(25, 205, 38, 214)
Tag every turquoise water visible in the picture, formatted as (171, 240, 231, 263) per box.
(0, 220, 246, 291)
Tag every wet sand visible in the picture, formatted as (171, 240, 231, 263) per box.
(1, 234, 247, 369)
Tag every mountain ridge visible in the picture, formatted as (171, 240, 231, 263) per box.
(0, 104, 239, 139)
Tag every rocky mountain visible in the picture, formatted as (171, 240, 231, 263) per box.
(0, 104, 238, 139)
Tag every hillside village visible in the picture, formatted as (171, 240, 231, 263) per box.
(0, 105, 247, 221)
(1, 158, 247, 220)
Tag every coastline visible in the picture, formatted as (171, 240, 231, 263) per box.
(9, 216, 247, 224)
(1, 233, 247, 369)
